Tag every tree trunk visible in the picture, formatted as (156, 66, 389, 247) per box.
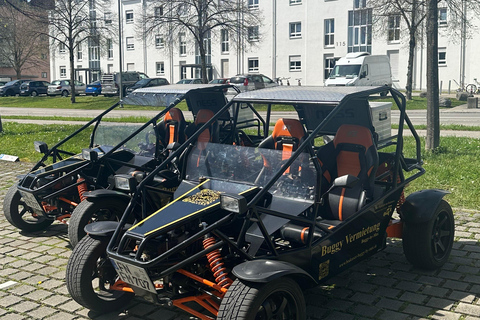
(69, 47, 76, 103)
(405, 3, 417, 101)
(425, 0, 439, 150)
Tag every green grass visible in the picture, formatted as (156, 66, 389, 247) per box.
(392, 124, 480, 131)
(1, 122, 479, 209)
(2, 115, 152, 123)
(369, 96, 465, 110)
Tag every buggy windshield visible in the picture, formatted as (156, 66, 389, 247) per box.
(93, 122, 155, 155)
(330, 64, 361, 78)
(185, 143, 316, 202)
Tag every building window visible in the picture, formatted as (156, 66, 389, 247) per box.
(354, 0, 367, 9)
(324, 55, 336, 81)
(107, 39, 114, 58)
(248, 0, 259, 9)
(77, 43, 82, 60)
(155, 6, 163, 19)
(127, 63, 135, 71)
(155, 35, 164, 48)
(348, 8, 372, 53)
(104, 12, 112, 24)
(248, 26, 259, 41)
(126, 37, 134, 50)
(439, 8, 447, 26)
(59, 43, 66, 54)
(324, 19, 334, 47)
(41, 72, 47, 78)
(221, 29, 229, 53)
(290, 0, 301, 4)
(289, 55, 301, 71)
(60, 66, 66, 78)
(156, 62, 165, 75)
(248, 58, 259, 72)
(289, 22, 301, 38)
(179, 33, 187, 55)
(126, 10, 133, 23)
(388, 15, 400, 42)
(438, 48, 446, 65)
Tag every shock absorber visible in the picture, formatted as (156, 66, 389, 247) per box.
(203, 236, 233, 289)
(77, 178, 88, 202)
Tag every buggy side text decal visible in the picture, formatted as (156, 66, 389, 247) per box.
(321, 222, 381, 257)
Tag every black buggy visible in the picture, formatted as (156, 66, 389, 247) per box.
(66, 86, 454, 320)
(2, 84, 236, 247)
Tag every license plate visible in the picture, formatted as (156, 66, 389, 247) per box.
(19, 191, 44, 212)
(110, 259, 156, 293)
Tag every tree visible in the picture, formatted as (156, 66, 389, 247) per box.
(22, 0, 115, 103)
(370, 0, 478, 100)
(0, 0, 48, 79)
(142, 0, 262, 84)
(426, 0, 440, 150)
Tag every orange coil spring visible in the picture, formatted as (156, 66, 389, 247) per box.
(203, 237, 233, 289)
(77, 178, 88, 202)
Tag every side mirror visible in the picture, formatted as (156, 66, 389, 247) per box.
(332, 175, 359, 189)
(34, 141, 48, 154)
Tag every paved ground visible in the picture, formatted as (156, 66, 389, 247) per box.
(0, 161, 480, 320)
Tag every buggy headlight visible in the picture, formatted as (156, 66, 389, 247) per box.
(34, 141, 48, 154)
(220, 194, 247, 214)
(82, 148, 98, 161)
(114, 174, 137, 192)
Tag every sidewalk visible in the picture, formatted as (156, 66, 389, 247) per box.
(0, 161, 480, 320)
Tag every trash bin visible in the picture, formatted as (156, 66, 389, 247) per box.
(467, 97, 478, 109)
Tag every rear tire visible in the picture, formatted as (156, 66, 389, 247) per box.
(68, 198, 127, 248)
(31, 90, 38, 97)
(66, 235, 134, 313)
(403, 199, 454, 269)
(61, 90, 69, 97)
(3, 184, 54, 232)
(218, 277, 306, 320)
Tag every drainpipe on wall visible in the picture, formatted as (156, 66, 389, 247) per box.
(272, 0, 276, 80)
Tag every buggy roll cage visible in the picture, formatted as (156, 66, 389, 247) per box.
(106, 85, 425, 273)
(18, 84, 233, 203)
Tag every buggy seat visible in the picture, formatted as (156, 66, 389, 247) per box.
(320, 124, 378, 221)
(159, 107, 186, 147)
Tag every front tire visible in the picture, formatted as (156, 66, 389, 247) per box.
(66, 235, 134, 313)
(403, 199, 454, 269)
(68, 198, 127, 248)
(218, 277, 306, 320)
(3, 184, 54, 232)
(31, 90, 38, 97)
(61, 90, 69, 97)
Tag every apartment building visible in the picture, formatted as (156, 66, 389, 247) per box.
(50, 0, 477, 91)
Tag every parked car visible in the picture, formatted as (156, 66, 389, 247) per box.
(126, 77, 169, 94)
(85, 80, 102, 96)
(19, 81, 50, 97)
(176, 78, 203, 84)
(65, 86, 454, 320)
(227, 74, 277, 95)
(209, 78, 229, 84)
(0, 81, 7, 86)
(48, 80, 86, 97)
(0, 79, 31, 96)
(101, 71, 148, 97)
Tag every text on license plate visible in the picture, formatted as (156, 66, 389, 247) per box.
(111, 259, 156, 293)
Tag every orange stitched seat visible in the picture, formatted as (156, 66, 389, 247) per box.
(324, 124, 378, 221)
(160, 108, 186, 147)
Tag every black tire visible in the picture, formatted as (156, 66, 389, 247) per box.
(66, 235, 134, 313)
(217, 277, 306, 320)
(68, 198, 127, 248)
(31, 90, 38, 97)
(403, 199, 454, 270)
(3, 184, 54, 232)
(61, 90, 69, 97)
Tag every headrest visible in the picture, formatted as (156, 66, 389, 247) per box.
(164, 108, 185, 123)
(334, 124, 373, 149)
(195, 109, 215, 125)
(272, 119, 305, 141)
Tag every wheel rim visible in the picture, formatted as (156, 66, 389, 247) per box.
(31, 91, 38, 97)
(92, 253, 124, 301)
(62, 91, 68, 96)
(255, 290, 298, 320)
(18, 199, 49, 225)
(431, 210, 453, 261)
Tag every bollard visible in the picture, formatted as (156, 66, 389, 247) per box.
(467, 97, 478, 109)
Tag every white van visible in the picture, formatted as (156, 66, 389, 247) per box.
(325, 52, 392, 92)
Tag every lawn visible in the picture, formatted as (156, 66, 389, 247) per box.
(1, 122, 479, 210)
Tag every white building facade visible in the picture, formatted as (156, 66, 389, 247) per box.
(50, 0, 477, 91)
